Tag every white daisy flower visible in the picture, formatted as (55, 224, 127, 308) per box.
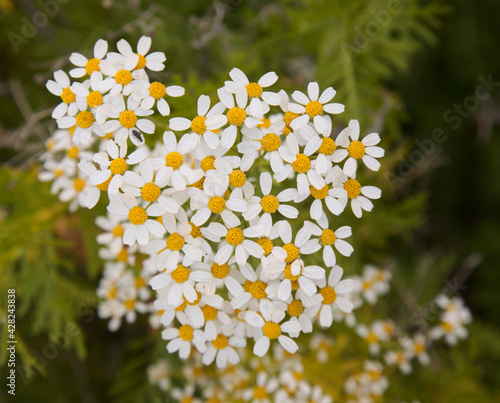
(217, 87, 261, 149)
(90, 140, 147, 194)
(169, 95, 227, 149)
(201, 222, 264, 266)
(107, 193, 166, 246)
(333, 119, 385, 177)
(288, 82, 345, 133)
(304, 217, 353, 267)
(153, 131, 203, 191)
(70, 71, 108, 124)
(202, 331, 244, 368)
(241, 372, 279, 403)
(95, 213, 130, 255)
(56, 108, 102, 146)
(162, 314, 206, 359)
(272, 259, 325, 302)
(101, 95, 155, 146)
(238, 120, 286, 174)
(46, 70, 79, 119)
(57, 174, 94, 212)
(307, 265, 355, 327)
(69, 38, 108, 78)
(244, 172, 299, 221)
(245, 300, 301, 357)
(114, 36, 166, 72)
(224, 67, 281, 117)
(331, 172, 382, 218)
(146, 214, 203, 272)
(149, 263, 198, 306)
(275, 132, 326, 195)
(138, 82, 185, 116)
(401, 334, 430, 366)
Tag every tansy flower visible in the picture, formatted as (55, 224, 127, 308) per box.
(114, 36, 166, 72)
(224, 68, 281, 117)
(288, 82, 345, 133)
(70, 71, 108, 124)
(244, 172, 299, 221)
(90, 139, 147, 194)
(202, 330, 244, 368)
(331, 171, 381, 218)
(333, 119, 385, 177)
(162, 313, 207, 359)
(217, 87, 261, 149)
(69, 38, 108, 78)
(169, 95, 227, 150)
(101, 95, 155, 146)
(149, 263, 198, 306)
(153, 131, 203, 191)
(245, 300, 301, 357)
(107, 193, 166, 246)
(46, 70, 79, 119)
(136, 82, 184, 116)
(304, 218, 353, 267)
(307, 265, 355, 327)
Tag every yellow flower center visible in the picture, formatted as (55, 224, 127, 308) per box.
(117, 248, 128, 262)
(175, 300, 187, 311)
(112, 225, 124, 237)
(319, 286, 337, 304)
(261, 133, 281, 152)
(318, 137, 336, 155)
(208, 196, 226, 214)
(119, 110, 137, 129)
(191, 116, 207, 135)
(179, 324, 194, 341)
(366, 332, 378, 344)
(442, 321, 454, 333)
(135, 53, 147, 69)
(320, 229, 336, 245)
(187, 292, 202, 306)
(226, 228, 244, 246)
(73, 178, 85, 191)
(171, 264, 190, 283)
(87, 91, 103, 108)
(66, 146, 79, 159)
(165, 152, 184, 169)
(189, 222, 201, 238)
(96, 175, 112, 191)
(76, 111, 94, 128)
(109, 157, 128, 175)
(141, 182, 161, 202)
(60, 87, 75, 104)
(128, 206, 148, 225)
(258, 117, 271, 128)
(227, 107, 247, 126)
(287, 300, 303, 317)
(254, 386, 268, 399)
(189, 177, 205, 190)
(310, 184, 329, 199)
(284, 264, 301, 281)
(260, 195, 279, 213)
(135, 277, 146, 288)
(115, 69, 133, 86)
(256, 237, 273, 256)
(414, 342, 426, 354)
(201, 156, 216, 172)
(166, 233, 185, 251)
(245, 82, 263, 98)
(211, 262, 230, 279)
(202, 305, 218, 321)
(212, 334, 229, 350)
(292, 154, 311, 173)
(85, 58, 100, 75)
(249, 280, 267, 299)
(229, 170, 246, 187)
(262, 321, 282, 339)
(124, 299, 135, 310)
(347, 141, 365, 159)
(344, 179, 361, 199)
(305, 100, 323, 118)
(107, 287, 117, 299)
(148, 81, 166, 99)
(283, 111, 300, 127)
(283, 243, 300, 263)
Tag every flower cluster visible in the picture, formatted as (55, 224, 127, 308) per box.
(39, 36, 387, 366)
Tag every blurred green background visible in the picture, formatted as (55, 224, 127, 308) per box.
(1, 0, 499, 402)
